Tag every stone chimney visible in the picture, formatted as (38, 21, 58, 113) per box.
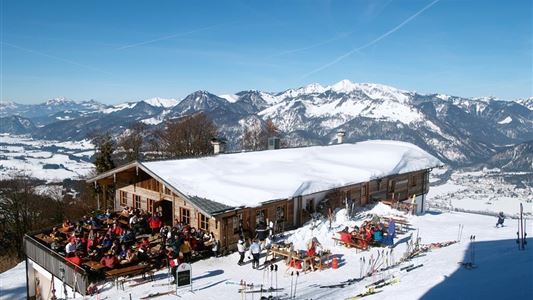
(211, 138, 226, 154)
(336, 131, 345, 144)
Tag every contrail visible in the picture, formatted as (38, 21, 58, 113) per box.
(2, 42, 113, 76)
(117, 22, 229, 50)
(271, 0, 395, 58)
(270, 32, 353, 58)
(301, 0, 440, 79)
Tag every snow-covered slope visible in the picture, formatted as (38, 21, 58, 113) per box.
(142, 97, 179, 108)
(2, 205, 531, 300)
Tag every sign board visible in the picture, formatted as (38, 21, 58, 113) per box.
(176, 263, 192, 288)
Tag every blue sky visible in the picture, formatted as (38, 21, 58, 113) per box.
(1, 0, 531, 104)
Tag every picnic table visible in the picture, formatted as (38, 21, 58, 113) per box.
(58, 227, 72, 234)
(84, 260, 105, 271)
(105, 264, 149, 288)
(266, 247, 292, 262)
(35, 233, 56, 245)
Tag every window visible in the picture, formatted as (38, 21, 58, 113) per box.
(410, 175, 417, 187)
(256, 209, 266, 226)
(180, 208, 190, 225)
(164, 186, 172, 195)
(133, 195, 141, 209)
(232, 214, 243, 234)
(275, 206, 285, 233)
(119, 191, 127, 206)
(147, 199, 155, 213)
(305, 199, 315, 213)
(388, 180, 394, 193)
(198, 213, 209, 231)
(275, 206, 285, 222)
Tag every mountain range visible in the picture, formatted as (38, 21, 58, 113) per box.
(1, 80, 532, 170)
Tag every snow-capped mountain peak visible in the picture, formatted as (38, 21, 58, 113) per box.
(328, 80, 411, 103)
(328, 79, 359, 93)
(45, 97, 75, 105)
(516, 97, 533, 110)
(276, 83, 326, 100)
(142, 97, 179, 108)
(219, 94, 240, 103)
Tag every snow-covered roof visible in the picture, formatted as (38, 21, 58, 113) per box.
(141, 140, 442, 209)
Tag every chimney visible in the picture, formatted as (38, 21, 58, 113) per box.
(268, 137, 280, 150)
(336, 131, 345, 144)
(211, 138, 226, 154)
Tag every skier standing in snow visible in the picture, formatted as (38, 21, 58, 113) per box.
(237, 239, 246, 265)
(250, 239, 261, 269)
(496, 212, 505, 228)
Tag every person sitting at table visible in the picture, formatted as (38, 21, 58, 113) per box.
(148, 214, 163, 236)
(75, 236, 86, 252)
(49, 227, 62, 240)
(121, 206, 131, 216)
(138, 236, 151, 250)
(111, 223, 124, 237)
(120, 248, 138, 265)
(62, 219, 74, 231)
(99, 252, 118, 269)
(101, 234, 113, 250)
(120, 229, 135, 244)
(66, 251, 83, 266)
(129, 214, 139, 227)
(110, 240, 121, 255)
(118, 244, 128, 260)
(65, 240, 77, 254)
(339, 230, 352, 245)
(88, 217, 101, 229)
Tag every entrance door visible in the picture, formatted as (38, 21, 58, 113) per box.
(155, 200, 173, 225)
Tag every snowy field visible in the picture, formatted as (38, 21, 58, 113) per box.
(427, 168, 533, 217)
(2, 204, 531, 300)
(0, 134, 94, 182)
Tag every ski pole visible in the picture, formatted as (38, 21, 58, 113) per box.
(269, 264, 274, 298)
(293, 271, 299, 299)
(274, 264, 278, 298)
(290, 271, 294, 299)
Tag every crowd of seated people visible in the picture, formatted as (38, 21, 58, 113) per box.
(339, 220, 386, 248)
(41, 206, 222, 282)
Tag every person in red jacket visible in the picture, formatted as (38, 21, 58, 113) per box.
(100, 252, 118, 269)
(167, 249, 181, 284)
(148, 214, 163, 236)
(66, 252, 82, 266)
(111, 223, 124, 237)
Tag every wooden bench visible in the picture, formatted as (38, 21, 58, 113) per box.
(332, 237, 368, 251)
(105, 264, 149, 289)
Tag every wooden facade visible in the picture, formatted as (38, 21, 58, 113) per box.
(90, 162, 431, 251)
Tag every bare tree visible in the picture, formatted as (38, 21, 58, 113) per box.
(0, 174, 60, 259)
(242, 118, 280, 151)
(118, 122, 147, 162)
(160, 113, 218, 158)
(242, 122, 266, 151)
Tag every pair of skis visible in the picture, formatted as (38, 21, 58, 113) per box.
(517, 203, 528, 250)
(345, 276, 400, 300)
